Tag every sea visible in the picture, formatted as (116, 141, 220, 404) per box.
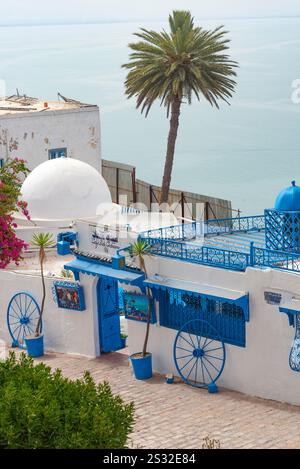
(0, 17, 300, 215)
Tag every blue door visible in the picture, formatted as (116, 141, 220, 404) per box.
(97, 277, 121, 353)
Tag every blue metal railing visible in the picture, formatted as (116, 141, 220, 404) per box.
(145, 237, 250, 271)
(141, 236, 300, 274)
(252, 245, 300, 273)
(204, 215, 266, 236)
(139, 216, 300, 274)
(141, 215, 266, 242)
(141, 222, 198, 241)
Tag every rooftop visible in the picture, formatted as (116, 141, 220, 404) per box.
(7, 250, 74, 277)
(0, 92, 97, 116)
(140, 214, 300, 273)
(188, 230, 266, 253)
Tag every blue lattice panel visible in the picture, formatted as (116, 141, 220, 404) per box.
(265, 209, 300, 252)
(156, 289, 246, 347)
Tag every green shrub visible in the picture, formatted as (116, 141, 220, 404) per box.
(0, 352, 134, 449)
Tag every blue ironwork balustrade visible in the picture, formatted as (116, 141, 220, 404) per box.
(141, 222, 198, 241)
(252, 246, 300, 272)
(138, 214, 300, 273)
(204, 215, 266, 236)
(144, 237, 250, 271)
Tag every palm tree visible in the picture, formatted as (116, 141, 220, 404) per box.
(130, 239, 152, 357)
(123, 10, 238, 205)
(31, 233, 55, 336)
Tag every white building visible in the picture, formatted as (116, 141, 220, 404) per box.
(2, 158, 300, 407)
(0, 94, 101, 171)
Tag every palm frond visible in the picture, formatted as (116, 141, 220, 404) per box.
(122, 10, 238, 116)
(31, 232, 55, 249)
(130, 239, 152, 259)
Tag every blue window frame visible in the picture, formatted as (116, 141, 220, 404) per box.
(0, 158, 4, 168)
(48, 148, 67, 159)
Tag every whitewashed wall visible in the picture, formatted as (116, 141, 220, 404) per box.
(16, 226, 69, 244)
(128, 257, 300, 406)
(2, 250, 300, 405)
(0, 107, 101, 172)
(0, 270, 100, 357)
(76, 220, 136, 255)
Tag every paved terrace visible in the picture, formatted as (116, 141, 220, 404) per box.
(187, 230, 266, 253)
(9, 347, 300, 449)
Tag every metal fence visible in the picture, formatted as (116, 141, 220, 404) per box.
(140, 235, 300, 274)
(141, 222, 198, 241)
(252, 245, 300, 272)
(102, 159, 232, 221)
(204, 215, 266, 236)
(144, 237, 250, 271)
(141, 215, 266, 242)
(140, 214, 300, 274)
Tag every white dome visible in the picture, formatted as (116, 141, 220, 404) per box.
(21, 158, 112, 220)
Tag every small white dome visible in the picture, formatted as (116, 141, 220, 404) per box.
(21, 158, 112, 220)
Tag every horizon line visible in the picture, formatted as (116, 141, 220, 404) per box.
(0, 15, 299, 28)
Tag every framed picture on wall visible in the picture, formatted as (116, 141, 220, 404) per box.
(53, 281, 86, 311)
(123, 291, 156, 324)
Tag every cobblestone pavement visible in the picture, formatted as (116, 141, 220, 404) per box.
(21, 348, 300, 449)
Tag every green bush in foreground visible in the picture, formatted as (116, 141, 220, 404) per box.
(0, 352, 134, 449)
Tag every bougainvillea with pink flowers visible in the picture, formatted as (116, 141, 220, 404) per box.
(0, 158, 30, 268)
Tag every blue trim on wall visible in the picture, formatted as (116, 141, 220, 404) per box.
(64, 258, 144, 286)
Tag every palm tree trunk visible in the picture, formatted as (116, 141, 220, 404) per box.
(138, 256, 152, 357)
(142, 285, 152, 357)
(35, 255, 45, 337)
(160, 97, 181, 205)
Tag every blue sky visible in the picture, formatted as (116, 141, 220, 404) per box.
(1, 0, 300, 25)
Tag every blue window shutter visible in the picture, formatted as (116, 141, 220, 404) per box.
(48, 148, 67, 159)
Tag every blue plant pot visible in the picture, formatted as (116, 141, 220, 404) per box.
(165, 374, 174, 384)
(130, 353, 152, 380)
(208, 382, 218, 394)
(120, 337, 127, 349)
(25, 335, 44, 358)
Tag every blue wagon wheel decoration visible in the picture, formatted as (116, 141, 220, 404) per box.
(7, 292, 42, 349)
(173, 319, 226, 391)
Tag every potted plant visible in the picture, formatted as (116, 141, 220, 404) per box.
(128, 239, 153, 380)
(120, 333, 128, 349)
(25, 233, 55, 357)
